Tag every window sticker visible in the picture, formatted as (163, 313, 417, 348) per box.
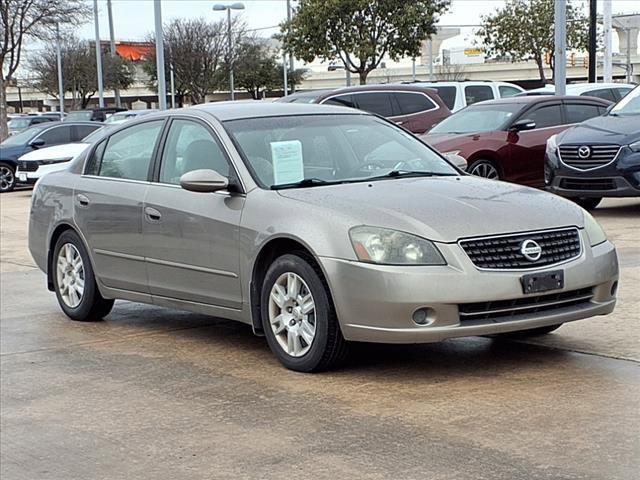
(271, 140, 304, 184)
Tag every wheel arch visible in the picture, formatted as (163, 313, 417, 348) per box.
(466, 152, 504, 177)
(249, 236, 333, 335)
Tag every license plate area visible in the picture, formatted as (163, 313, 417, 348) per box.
(521, 270, 564, 294)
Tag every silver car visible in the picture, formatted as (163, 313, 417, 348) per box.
(28, 103, 619, 372)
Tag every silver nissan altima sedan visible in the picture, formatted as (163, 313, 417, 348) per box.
(28, 102, 619, 372)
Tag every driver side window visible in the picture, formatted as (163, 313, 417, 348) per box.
(159, 119, 231, 185)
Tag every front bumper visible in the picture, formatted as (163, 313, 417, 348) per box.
(16, 162, 69, 184)
(320, 235, 618, 343)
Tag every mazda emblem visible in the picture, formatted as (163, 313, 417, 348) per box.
(520, 239, 542, 261)
(577, 146, 591, 159)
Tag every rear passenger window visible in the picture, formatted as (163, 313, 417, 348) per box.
(464, 85, 494, 105)
(84, 140, 107, 175)
(38, 126, 72, 145)
(583, 88, 616, 102)
(97, 121, 163, 181)
(394, 92, 436, 115)
(499, 85, 522, 98)
(323, 94, 356, 108)
(72, 125, 101, 141)
(354, 93, 394, 117)
(433, 86, 456, 110)
(565, 104, 604, 124)
(527, 104, 563, 128)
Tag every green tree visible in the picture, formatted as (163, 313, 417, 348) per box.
(0, 0, 90, 140)
(232, 41, 307, 99)
(478, 0, 589, 83)
(29, 36, 135, 109)
(279, 0, 450, 85)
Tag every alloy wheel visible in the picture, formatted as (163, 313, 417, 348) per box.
(268, 272, 316, 357)
(56, 243, 85, 308)
(470, 162, 499, 179)
(0, 165, 15, 192)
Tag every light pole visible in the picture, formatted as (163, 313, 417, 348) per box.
(55, 23, 64, 114)
(93, 0, 105, 108)
(106, 0, 121, 107)
(213, 3, 245, 101)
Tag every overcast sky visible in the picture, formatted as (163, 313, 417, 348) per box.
(79, 0, 640, 44)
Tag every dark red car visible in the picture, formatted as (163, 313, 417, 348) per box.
(421, 96, 612, 187)
(276, 84, 451, 134)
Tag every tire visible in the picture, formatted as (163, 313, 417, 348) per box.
(0, 162, 16, 193)
(467, 159, 500, 180)
(52, 230, 114, 321)
(260, 253, 348, 372)
(571, 197, 602, 210)
(496, 323, 563, 338)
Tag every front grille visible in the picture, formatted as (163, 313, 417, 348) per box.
(559, 178, 616, 191)
(460, 228, 581, 270)
(558, 145, 620, 170)
(19, 161, 38, 172)
(458, 287, 593, 324)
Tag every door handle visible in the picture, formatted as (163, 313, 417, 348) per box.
(144, 206, 162, 221)
(77, 194, 90, 206)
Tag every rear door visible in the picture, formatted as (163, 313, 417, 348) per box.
(74, 119, 165, 293)
(143, 117, 244, 308)
(506, 101, 565, 187)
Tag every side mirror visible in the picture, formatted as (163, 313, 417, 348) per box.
(509, 119, 536, 132)
(179, 169, 229, 193)
(30, 138, 45, 148)
(444, 152, 468, 171)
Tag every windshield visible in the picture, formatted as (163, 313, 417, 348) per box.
(8, 118, 32, 129)
(610, 85, 640, 115)
(429, 103, 523, 134)
(1, 124, 50, 146)
(224, 114, 458, 189)
(65, 111, 93, 121)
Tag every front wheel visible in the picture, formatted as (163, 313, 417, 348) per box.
(53, 230, 114, 321)
(261, 253, 348, 372)
(0, 162, 16, 193)
(571, 197, 602, 210)
(467, 159, 500, 180)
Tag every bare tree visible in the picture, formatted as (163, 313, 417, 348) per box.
(0, 0, 90, 140)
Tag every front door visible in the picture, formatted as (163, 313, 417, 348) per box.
(74, 120, 165, 293)
(143, 118, 244, 309)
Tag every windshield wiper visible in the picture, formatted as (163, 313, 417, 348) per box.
(366, 170, 457, 181)
(271, 177, 344, 190)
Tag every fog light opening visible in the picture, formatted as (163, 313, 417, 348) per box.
(610, 281, 618, 297)
(412, 308, 435, 326)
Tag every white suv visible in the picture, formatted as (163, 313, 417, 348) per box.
(410, 81, 525, 112)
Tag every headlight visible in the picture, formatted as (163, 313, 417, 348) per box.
(39, 157, 73, 165)
(546, 134, 558, 155)
(583, 211, 607, 246)
(629, 140, 640, 152)
(349, 226, 446, 265)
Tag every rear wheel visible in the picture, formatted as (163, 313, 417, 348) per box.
(571, 197, 602, 210)
(0, 162, 16, 193)
(53, 230, 114, 321)
(261, 253, 348, 372)
(468, 159, 500, 180)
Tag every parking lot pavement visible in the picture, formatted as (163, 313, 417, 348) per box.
(1, 190, 639, 480)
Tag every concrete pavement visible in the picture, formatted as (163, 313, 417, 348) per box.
(1, 190, 639, 479)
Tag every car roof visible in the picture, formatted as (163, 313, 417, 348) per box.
(191, 101, 367, 121)
(524, 83, 636, 94)
(470, 95, 610, 107)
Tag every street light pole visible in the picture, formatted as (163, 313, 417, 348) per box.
(55, 23, 64, 114)
(287, 0, 294, 93)
(93, 0, 105, 107)
(154, 0, 167, 110)
(554, 0, 567, 96)
(107, 0, 121, 107)
(213, 3, 245, 101)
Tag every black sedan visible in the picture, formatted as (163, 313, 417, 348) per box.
(545, 85, 640, 209)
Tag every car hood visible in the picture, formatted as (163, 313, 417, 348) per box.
(557, 115, 640, 145)
(277, 176, 584, 242)
(18, 143, 89, 161)
(0, 145, 28, 161)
